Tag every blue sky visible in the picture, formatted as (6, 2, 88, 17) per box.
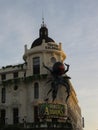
(0, 0, 98, 130)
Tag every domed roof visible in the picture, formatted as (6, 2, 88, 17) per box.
(31, 23, 55, 48)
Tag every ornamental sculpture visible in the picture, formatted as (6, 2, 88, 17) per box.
(43, 62, 71, 102)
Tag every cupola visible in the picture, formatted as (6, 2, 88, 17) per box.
(31, 20, 55, 48)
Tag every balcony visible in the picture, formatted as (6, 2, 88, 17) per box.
(1, 121, 73, 130)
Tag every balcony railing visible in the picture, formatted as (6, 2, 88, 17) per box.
(0, 121, 73, 129)
(23, 121, 73, 129)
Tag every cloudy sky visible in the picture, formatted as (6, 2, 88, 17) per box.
(0, 0, 98, 130)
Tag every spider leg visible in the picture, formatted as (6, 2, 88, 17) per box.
(63, 75, 71, 79)
(60, 79, 70, 102)
(66, 89, 70, 102)
(51, 82, 59, 102)
(43, 63, 53, 73)
(64, 63, 70, 73)
(52, 87, 58, 102)
(65, 83, 70, 102)
(47, 88, 52, 95)
(46, 79, 52, 84)
(52, 90, 57, 102)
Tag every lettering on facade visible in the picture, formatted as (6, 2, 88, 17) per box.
(38, 103, 65, 118)
(45, 43, 59, 50)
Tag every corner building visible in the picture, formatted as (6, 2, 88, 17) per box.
(0, 22, 83, 130)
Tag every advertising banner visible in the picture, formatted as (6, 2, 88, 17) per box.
(39, 103, 65, 119)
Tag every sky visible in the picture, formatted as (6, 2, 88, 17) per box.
(0, 0, 98, 130)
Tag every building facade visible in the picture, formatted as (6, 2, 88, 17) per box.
(0, 22, 83, 130)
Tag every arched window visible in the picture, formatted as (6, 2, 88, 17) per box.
(33, 57, 40, 74)
(34, 83, 39, 99)
(51, 57, 56, 64)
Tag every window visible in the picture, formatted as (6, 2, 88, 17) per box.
(33, 57, 40, 74)
(34, 83, 39, 99)
(34, 106, 39, 122)
(1, 74, 6, 80)
(0, 109, 6, 125)
(51, 57, 56, 64)
(1, 87, 6, 103)
(13, 108, 19, 124)
(13, 72, 18, 78)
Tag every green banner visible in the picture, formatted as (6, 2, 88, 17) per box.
(39, 103, 65, 118)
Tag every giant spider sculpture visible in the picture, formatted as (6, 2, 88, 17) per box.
(43, 62, 71, 102)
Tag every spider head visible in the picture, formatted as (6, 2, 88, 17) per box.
(53, 62, 65, 75)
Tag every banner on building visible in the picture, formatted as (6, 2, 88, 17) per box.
(38, 103, 65, 119)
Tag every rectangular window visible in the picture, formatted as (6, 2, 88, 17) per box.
(34, 83, 39, 99)
(13, 72, 18, 78)
(1, 74, 6, 80)
(33, 57, 40, 74)
(1, 88, 6, 103)
(34, 106, 39, 122)
(13, 108, 19, 124)
(0, 109, 6, 125)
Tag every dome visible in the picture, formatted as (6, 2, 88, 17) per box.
(31, 23, 55, 48)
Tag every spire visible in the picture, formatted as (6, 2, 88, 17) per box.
(41, 17, 45, 27)
(40, 17, 48, 38)
(42, 17, 44, 26)
(41, 13, 46, 27)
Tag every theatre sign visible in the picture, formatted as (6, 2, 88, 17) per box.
(45, 43, 60, 50)
(38, 103, 65, 119)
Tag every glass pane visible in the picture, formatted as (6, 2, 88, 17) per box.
(1, 88, 6, 103)
(33, 57, 40, 74)
(34, 83, 39, 99)
(13, 108, 19, 124)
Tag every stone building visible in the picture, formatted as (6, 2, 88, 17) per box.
(0, 21, 83, 130)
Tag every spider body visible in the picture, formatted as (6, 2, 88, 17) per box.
(52, 62, 65, 75)
(43, 62, 71, 102)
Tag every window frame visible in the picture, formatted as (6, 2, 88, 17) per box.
(34, 82, 39, 99)
(13, 108, 19, 124)
(1, 87, 6, 103)
(1, 74, 6, 80)
(33, 57, 40, 75)
(0, 109, 6, 125)
(13, 72, 18, 78)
